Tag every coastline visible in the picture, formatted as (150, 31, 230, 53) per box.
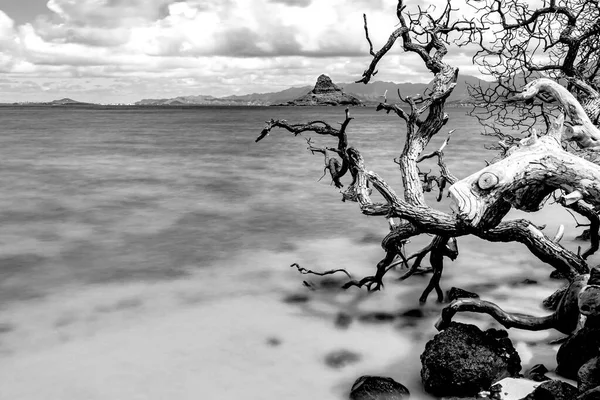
(0, 235, 569, 400)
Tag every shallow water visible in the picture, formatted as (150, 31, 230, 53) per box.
(0, 105, 595, 399)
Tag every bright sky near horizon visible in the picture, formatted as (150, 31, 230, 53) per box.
(0, 0, 481, 104)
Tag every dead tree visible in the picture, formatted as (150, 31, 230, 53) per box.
(256, 0, 598, 308)
(468, 0, 600, 145)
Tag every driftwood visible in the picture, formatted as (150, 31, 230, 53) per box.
(506, 78, 600, 149)
(449, 115, 600, 230)
(256, 1, 598, 306)
(436, 269, 600, 335)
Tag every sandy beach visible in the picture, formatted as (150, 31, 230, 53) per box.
(0, 235, 574, 400)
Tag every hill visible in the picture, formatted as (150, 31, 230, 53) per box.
(278, 75, 362, 106)
(135, 75, 491, 106)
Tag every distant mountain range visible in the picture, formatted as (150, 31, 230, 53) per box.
(5, 75, 493, 107)
(7, 98, 94, 106)
(135, 75, 491, 106)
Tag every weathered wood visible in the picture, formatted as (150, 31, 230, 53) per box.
(449, 132, 600, 230)
(436, 273, 593, 334)
(506, 78, 600, 148)
(256, 1, 594, 303)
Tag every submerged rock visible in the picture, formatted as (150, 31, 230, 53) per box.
(578, 356, 600, 393)
(447, 287, 479, 301)
(420, 322, 521, 397)
(281, 75, 362, 106)
(556, 323, 600, 379)
(324, 349, 361, 369)
(524, 364, 550, 382)
(358, 311, 396, 323)
(349, 376, 410, 400)
(282, 293, 310, 304)
(334, 312, 352, 329)
(520, 380, 578, 400)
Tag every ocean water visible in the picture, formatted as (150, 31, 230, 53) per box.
(0, 105, 595, 399)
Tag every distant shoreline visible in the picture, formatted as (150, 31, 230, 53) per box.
(0, 102, 479, 109)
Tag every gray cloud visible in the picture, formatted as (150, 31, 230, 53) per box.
(269, 0, 312, 7)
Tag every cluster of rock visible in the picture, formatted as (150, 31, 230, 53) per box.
(343, 282, 600, 399)
(279, 75, 362, 106)
(282, 270, 600, 399)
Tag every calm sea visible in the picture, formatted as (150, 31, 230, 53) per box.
(0, 105, 592, 399)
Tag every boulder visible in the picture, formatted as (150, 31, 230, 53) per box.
(520, 380, 578, 400)
(578, 357, 600, 393)
(421, 322, 521, 398)
(556, 323, 600, 379)
(349, 376, 410, 400)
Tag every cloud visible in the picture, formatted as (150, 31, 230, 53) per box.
(268, 0, 311, 7)
(0, 0, 485, 103)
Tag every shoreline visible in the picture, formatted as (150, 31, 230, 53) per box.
(0, 236, 571, 400)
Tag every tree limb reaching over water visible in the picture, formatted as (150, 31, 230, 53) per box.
(256, 0, 600, 307)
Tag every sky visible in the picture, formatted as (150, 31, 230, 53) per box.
(0, 0, 482, 104)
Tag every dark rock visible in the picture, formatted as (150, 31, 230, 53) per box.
(282, 75, 362, 106)
(447, 287, 480, 301)
(489, 383, 503, 400)
(335, 312, 352, 329)
(519, 278, 538, 285)
(282, 293, 310, 304)
(266, 337, 281, 346)
(420, 322, 521, 397)
(401, 308, 424, 318)
(324, 349, 361, 369)
(520, 380, 577, 400)
(357, 232, 382, 244)
(440, 397, 480, 400)
(579, 357, 600, 393)
(556, 324, 600, 379)
(359, 311, 396, 323)
(349, 376, 410, 400)
(509, 278, 539, 287)
(542, 287, 568, 311)
(576, 229, 591, 241)
(549, 270, 569, 280)
(524, 364, 550, 382)
(578, 386, 600, 400)
(318, 277, 345, 290)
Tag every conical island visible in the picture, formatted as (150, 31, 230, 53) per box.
(280, 74, 362, 106)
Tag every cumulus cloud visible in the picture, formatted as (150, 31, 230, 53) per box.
(0, 0, 484, 103)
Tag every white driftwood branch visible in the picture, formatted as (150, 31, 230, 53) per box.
(450, 133, 600, 230)
(507, 78, 600, 149)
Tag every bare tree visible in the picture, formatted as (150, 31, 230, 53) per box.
(255, 0, 600, 327)
(468, 0, 600, 152)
